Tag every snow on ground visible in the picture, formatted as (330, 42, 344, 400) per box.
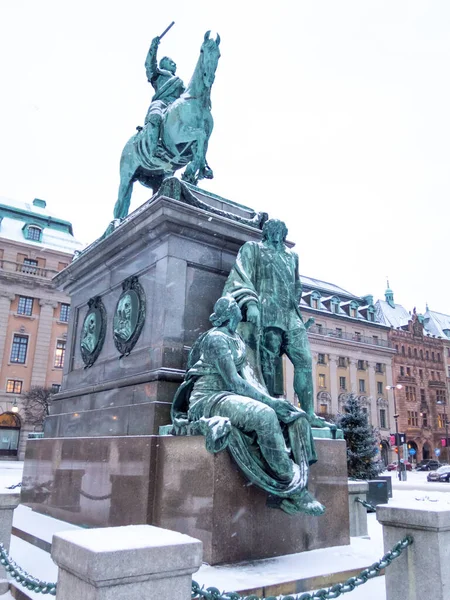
(1, 461, 449, 600)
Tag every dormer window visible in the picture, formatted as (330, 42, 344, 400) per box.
(331, 297, 340, 314)
(311, 291, 321, 310)
(24, 224, 43, 242)
(350, 301, 359, 318)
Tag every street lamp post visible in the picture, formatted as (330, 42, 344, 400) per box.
(436, 399, 449, 463)
(386, 384, 403, 480)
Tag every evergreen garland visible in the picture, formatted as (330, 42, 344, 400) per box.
(337, 393, 383, 479)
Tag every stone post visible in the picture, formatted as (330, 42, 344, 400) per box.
(377, 500, 450, 600)
(51, 525, 202, 600)
(347, 481, 368, 537)
(0, 491, 21, 594)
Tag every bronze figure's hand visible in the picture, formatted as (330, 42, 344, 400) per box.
(246, 303, 260, 327)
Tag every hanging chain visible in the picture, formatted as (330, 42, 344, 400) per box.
(192, 535, 413, 600)
(0, 543, 57, 595)
(354, 497, 376, 511)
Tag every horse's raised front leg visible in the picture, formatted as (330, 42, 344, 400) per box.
(114, 143, 137, 220)
(182, 130, 207, 184)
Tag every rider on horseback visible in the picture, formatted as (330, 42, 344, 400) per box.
(144, 36, 185, 157)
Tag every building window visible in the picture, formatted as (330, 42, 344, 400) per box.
(419, 369, 423, 379)
(22, 258, 38, 275)
(420, 389, 426, 403)
(318, 374, 326, 388)
(377, 381, 383, 395)
(401, 346, 405, 356)
(54, 340, 66, 369)
(339, 376, 346, 390)
(338, 356, 346, 368)
(405, 386, 416, 402)
(395, 344, 399, 352)
(336, 328, 343, 338)
(318, 353, 326, 365)
(400, 366, 405, 376)
(422, 412, 428, 427)
(6, 380, 22, 394)
(372, 335, 379, 345)
(431, 371, 435, 380)
(432, 352, 435, 361)
(408, 347, 412, 357)
(437, 371, 441, 381)
(354, 331, 361, 341)
(359, 379, 365, 393)
(406, 367, 411, 376)
(357, 360, 365, 370)
(414, 348, 418, 358)
(319, 404, 328, 414)
(331, 298, 340, 314)
(17, 296, 33, 316)
(10, 335, 28, 364)
(375, 363, 383, 373)
(316, 324, 323, 334)
(420, 350, 424, 359)
(426, 351, 429, 360)
(51, 384, 61, 393)
(60, 303, 70, 323)
(437, 353, 441, 362)
(407, 411, 419, 427)
(438, 413, 445, 428)
(26, 226, 42, 241)
(436, 389, 446, 403)
(379, 409, 387, 429)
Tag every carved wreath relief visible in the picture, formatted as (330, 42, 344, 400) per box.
(80, 297, 107, 368)
(113, 276, 146, 357)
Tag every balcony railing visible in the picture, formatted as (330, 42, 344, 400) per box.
(0, 260, 59, 280)
(308, 325, 391, 348)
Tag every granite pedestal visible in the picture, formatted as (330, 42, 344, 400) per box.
(45, 188, 263, 439)
(22, 435, 349, 565)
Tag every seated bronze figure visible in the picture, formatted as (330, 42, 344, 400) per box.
(172, 295, 324, 516)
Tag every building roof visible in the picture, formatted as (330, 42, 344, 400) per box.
(423, 309, 450, 339)
(0, 197, 83, 255)
(375, 299, 411, 329)
(300, 275, 360, 300)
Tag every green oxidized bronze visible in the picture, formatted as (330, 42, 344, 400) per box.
(113, 276, 146, 357)
(80, 297, 107, 368)
(223, 219, 331, 429)
(172, 295, 325, 516)
(112, 28, 221, 223)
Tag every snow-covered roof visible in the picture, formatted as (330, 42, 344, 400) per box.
(423, 310, 450, 339)
(0, 197, 83, 255)
(375, 299, 411, 329)
(300, 275, 359, 299)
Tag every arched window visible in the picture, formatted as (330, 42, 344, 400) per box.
(24, 224, 42, 242)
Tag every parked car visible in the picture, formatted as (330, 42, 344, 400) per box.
(416, 460, 442, 471)
(427, 465, 450, 482)
(386, 461, 413, 472)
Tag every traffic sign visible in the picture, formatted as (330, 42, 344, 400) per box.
(435, 449, 441, 456)
(409, 448, 416, 455)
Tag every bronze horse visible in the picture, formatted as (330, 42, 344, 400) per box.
(113, 31, 221, 221)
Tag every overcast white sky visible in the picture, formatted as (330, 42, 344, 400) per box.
(0, 1, 449, 314)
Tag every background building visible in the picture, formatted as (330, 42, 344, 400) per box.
(0, 197, 81, 458)
(376, 287, 448, 464)
(286, 276, 396, 465)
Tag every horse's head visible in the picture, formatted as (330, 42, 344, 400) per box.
(200, 31, 221, 88)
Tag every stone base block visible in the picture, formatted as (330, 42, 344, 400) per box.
(21, 435, 349, 565)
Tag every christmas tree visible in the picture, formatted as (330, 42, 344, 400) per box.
(336, 393, 383, 479)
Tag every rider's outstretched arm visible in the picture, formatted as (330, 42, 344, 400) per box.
(145, 36, 160, 83)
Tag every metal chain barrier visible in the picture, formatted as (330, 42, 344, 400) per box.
(0, 543, 57, 595)
(192, 535, 413, 600)
(5, 483, 22, 490)
(354, 497, 376, 512)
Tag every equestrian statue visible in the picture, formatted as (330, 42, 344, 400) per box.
(112, 23, 221, 224)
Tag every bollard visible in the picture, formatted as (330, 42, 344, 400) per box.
(0, 491, 20, 594)
(377, 500, 450, 600)
(347, 481, 369, 537)
(52, 524, 202, 600)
